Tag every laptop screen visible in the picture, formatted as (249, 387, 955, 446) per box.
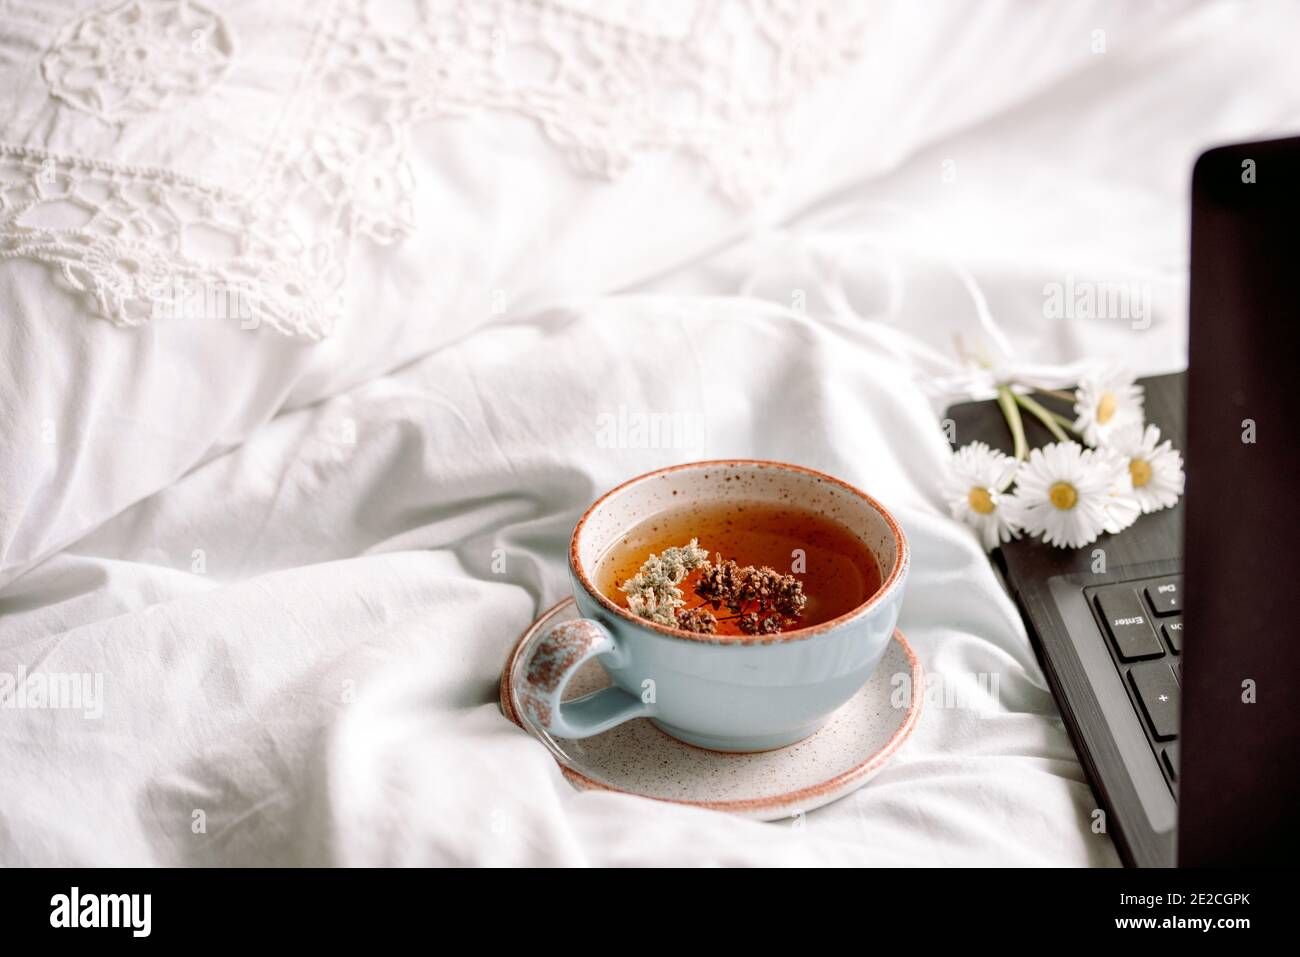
(1181, 136, 1300, 866)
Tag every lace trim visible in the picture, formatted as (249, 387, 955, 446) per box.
(4, 0, 864, 338)
(42, 0, 236, 123)
(284, 0, 866, 205)
(0, 145, 336, 338)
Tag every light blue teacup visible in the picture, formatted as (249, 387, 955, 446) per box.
(517, 460, 909, 752)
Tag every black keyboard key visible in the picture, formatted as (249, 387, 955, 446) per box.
(1161, 617, 1183, 654)
(1129, 662, 1181, 740)
(1145, 579, 1182, 616)
(1163, 742, 1180, 781)
(1095, 589, 1165, 660)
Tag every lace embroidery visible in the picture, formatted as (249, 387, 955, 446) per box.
(284, 0, 866, 206)
(7, 0, 863, 337)
(0, 145, 335, 338)
(42, 0, 236, 123)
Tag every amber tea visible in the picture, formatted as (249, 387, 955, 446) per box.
(595, 499, 882, 637)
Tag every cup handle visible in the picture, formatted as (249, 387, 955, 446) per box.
(516, 618, 651, 738)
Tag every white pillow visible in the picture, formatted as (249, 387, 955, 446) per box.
(0, 0, 1172, 585)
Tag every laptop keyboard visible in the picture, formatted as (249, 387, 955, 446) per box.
(1084, 575, 1183, 793)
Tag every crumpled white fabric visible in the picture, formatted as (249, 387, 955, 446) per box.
(3, 0, 1300, 866)
(0, 300, 1113, 865)
(4, 0, 1270, 587)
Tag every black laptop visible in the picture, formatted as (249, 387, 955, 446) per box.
(945, 137, 1299, 867)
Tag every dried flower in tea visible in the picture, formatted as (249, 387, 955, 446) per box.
(619, 539, 709, 626)
(675, 607, 719, 634)
(623, 541, 808, 636)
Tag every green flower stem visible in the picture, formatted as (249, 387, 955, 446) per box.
(1018, 386, 1080, 432)
(1048, 410, 1078, 431)
(995, 385, 1028, 477)
(1015, 392, 1071, 443)
(1037, 388, 1077, 402)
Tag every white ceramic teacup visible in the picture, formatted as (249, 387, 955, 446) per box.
(516, 460, 909, 752)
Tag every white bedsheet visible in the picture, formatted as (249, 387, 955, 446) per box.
(0, 299, 1109, 866)
(3, 1, 1299, 866)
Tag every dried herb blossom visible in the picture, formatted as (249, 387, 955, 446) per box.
(622, 542, 807, 636)
(696, 556, 806, 635)
(619, 539, 709, 627)
(675, 607, 719, 634)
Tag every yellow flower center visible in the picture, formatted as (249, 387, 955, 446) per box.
(1129, 458, 1153, 488)
(1096, 392, 1118, 425)
(1049, 481, 1078, 510)
(968, 487, 996, 515)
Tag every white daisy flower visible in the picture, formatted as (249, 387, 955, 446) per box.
(1095, 446, 1142, 534)
(1105, 423, 1185, 514)
(1008, 442, 1139, 549)
(1073, 370, 1144, 447)
(943, 442, 1020, 551)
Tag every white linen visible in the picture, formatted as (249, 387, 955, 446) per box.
(0, 0, 885, 585)
(0, 0, 1215, 586)
(3, 0, 1299, 866)
(0, 300, 1111, 866)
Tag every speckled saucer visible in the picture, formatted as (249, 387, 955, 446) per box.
(500, 598, 923, 820)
